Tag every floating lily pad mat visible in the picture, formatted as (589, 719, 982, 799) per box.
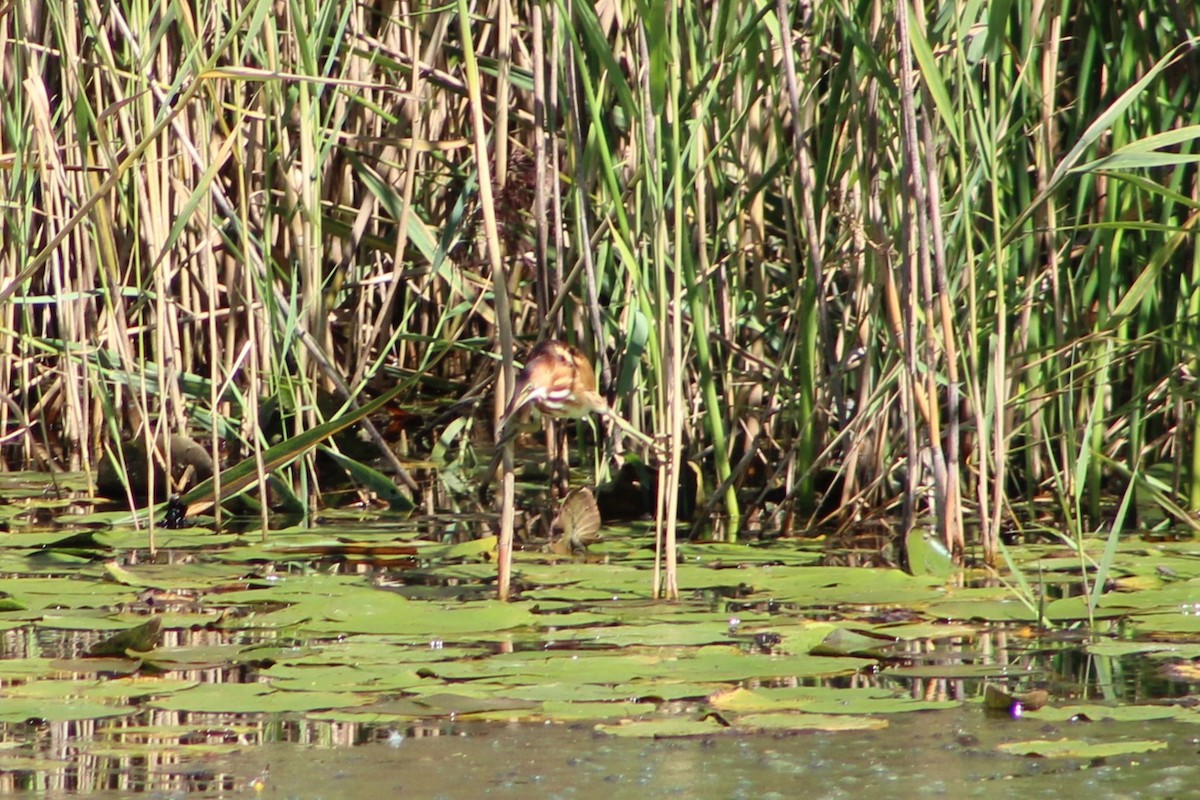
(1, 476, 1200, 796)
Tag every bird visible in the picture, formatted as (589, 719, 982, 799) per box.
(547, 486, 603, 555)
(481, 340, 657, 492)
(500, 340, 601, 428)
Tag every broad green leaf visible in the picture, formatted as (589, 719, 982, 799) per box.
(736, 712, 888, 733)
(595, 718, 728, 738)
(0, 697, 133, 723)
(262, 663, 427, 693)
(537, 700, 647, 722)
(997, 738, 1168, 758)
(151, 683, 373, 714)
(1027, 704, 1192, 723)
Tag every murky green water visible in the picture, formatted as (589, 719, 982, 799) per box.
(263, 714, 1199, 800)
(8, 707, 1199, 799)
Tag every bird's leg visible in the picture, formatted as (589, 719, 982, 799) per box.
(551, 420, 570, 498)
(599, 407, 668, 459)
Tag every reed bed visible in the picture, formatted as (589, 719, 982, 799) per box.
(1, 0, 1198, 565)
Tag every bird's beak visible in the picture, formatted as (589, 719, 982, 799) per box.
(497, 379, 537, 440)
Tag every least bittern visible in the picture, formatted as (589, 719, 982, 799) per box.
(483, 340, 656, 490)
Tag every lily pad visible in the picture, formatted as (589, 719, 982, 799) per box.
(537, 700, 649, 721)
(1027, 704, 1195, 722)
(595, 718, 729, 738)
(710, 685, 957, 715)
(262, 663, 427, 693)
(0, 577, 137, 609)
(150, 682, 374, 713)
(997, 737, 1169, 758)
(736, 712, 889, 732)
(0, 697, 134, 723)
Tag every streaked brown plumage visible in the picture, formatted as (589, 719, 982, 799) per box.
(498, 340, 607, 432)
(548, 487, 603, 555)
(482, 340, 655, 492)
